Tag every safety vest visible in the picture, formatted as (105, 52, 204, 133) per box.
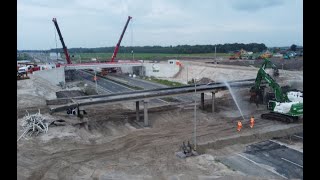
(238, 121, 242, 127)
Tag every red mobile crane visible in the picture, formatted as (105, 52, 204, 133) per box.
(52, 18, 72, 64)
(111, 16, 132, 62)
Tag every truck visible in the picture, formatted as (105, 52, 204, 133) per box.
(283, 53, 290, 60)
(250, 58, 303, 123)
(229, 49, 249, 60)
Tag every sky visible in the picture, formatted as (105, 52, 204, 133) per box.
(17, 0, 303, 50)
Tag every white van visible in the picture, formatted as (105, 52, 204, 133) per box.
(18, 66, 28, 74)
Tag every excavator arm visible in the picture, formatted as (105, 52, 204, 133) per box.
(254, 68, 288, 102)
(251, 58, 287, 103)
(260, 58, 279, 77)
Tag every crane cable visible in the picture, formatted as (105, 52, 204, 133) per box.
(130, 18, 133, 60)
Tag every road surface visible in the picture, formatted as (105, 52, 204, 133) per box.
(78, 70, 167, 104)
(220, 136, 303, 179)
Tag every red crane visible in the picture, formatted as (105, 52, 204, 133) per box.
(52, 18, 72, 64)
(111, 16, 132, 62)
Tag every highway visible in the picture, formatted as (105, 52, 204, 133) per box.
(221, 136, 303, 179)
(108, 74, 200, 103)
(78, 70, 168, 104)
(110, 74, 168, 89)
(79, 70, 133, 93)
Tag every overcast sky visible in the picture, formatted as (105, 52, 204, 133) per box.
(17, 0, 303, 50)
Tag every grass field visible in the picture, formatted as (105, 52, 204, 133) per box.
(142, 76, 185, 87)
(65, 52, 230, 63)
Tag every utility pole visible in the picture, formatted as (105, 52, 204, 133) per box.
(192, 67, 207, 151)
(186, 63, 189, 84)
(94, 70, 98, 93)
(193, 78, 197, 151)
(215, 46, 217, 59)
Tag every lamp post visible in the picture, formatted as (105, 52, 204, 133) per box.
(193, 78, 197, 150)
(187, 63, 189, 84)
(94, 68, 99, 93)
(192, 67, 208, 151)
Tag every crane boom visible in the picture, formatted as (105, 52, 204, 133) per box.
(52, 18, 72, 64)
(111, 16, 132, 62)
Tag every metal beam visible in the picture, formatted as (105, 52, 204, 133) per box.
(63, 62, 143, 70)
(49, 80, 255, 113)
(49, 79, 256, 102)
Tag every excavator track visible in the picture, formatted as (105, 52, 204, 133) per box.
(261, 112, 298, 123)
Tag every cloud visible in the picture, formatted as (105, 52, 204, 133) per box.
(73, 0, 129, 15)
(230, 0, 285, 12)
(17, 0, 302, 49)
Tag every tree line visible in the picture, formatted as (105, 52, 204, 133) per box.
(56, 43, 267, 54)
(19, 43, 268, 54)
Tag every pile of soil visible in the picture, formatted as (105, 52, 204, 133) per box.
(56, 90, 86, 98)
(198, 77, 214, 84)
(215, 58, 303, 71)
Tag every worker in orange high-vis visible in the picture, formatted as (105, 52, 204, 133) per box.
(237, 121, 242, 131)
(250, 116, 255, 128)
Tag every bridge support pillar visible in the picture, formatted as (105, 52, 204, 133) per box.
(212, 92, 215, 113)
(201, 93, 205, 109)
(136, 101, 140, 121)
(143, 100, 149, 127)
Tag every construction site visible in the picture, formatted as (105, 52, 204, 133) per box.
(17, 16, 303, 180)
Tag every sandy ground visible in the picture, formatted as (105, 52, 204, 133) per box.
(166, 61, 303, 90)
(17, 62, 303, 180)
(17, 74, 61, 118)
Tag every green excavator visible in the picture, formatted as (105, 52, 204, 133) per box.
(250, 59, 303, 123)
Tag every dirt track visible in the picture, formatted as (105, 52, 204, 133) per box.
(17, 61, 303, 179)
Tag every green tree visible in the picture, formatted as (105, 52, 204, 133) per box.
(252, 47, 259, 53)
(290, 44, 297, 51)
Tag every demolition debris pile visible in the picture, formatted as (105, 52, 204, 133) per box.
(17, 110, 50, 141)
